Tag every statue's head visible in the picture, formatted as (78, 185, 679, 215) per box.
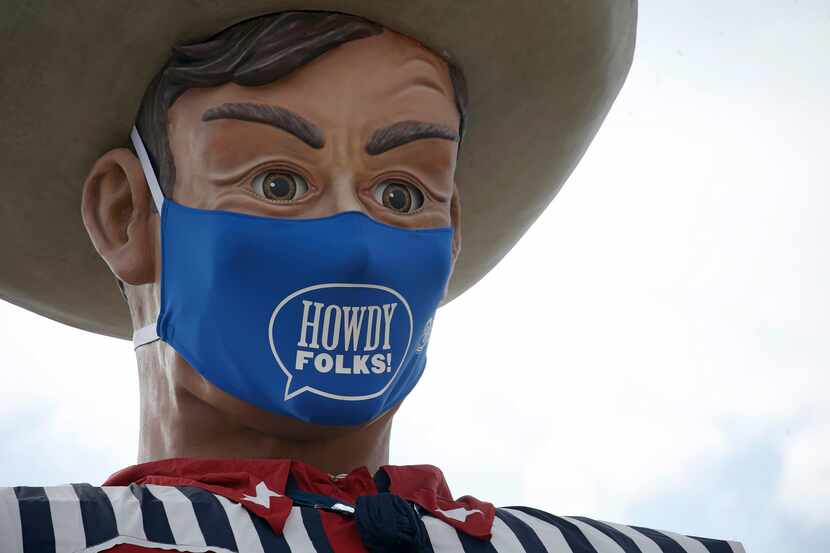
(80, 11, 468, 435)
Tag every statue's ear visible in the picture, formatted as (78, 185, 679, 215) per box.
(81, 148, 160, 286)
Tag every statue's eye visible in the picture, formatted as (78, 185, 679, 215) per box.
(252, 171, 309, 202)
(373, 180, 424, 214)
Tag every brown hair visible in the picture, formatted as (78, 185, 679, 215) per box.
(135, 10, 469, 199)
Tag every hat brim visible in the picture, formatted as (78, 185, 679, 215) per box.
(0, 1, 637, 339)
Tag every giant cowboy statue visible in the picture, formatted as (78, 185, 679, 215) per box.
(0, 3, 745, 553)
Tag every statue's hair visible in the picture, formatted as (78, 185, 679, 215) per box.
(134, 10, 469, 201)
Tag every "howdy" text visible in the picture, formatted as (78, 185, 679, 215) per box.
(297, 300, 397, 352)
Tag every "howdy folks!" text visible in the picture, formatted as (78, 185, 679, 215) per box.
(294, 300, 398, 374)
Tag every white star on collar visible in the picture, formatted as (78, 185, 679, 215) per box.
(242, 481, 282, 508)
(435, 506, 483, 522)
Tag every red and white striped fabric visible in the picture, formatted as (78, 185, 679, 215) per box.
(0, 457, 745, 553)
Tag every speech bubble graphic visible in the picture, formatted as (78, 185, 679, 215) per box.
(268, 283, 413, 401)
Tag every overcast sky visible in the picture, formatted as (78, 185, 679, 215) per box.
(1, 2, 828, 552)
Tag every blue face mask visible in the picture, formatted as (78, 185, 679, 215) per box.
(129, 127, 453, 426)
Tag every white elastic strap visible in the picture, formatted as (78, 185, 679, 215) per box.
(129, 126, 165, 212)
(129, 126, 163, 350)
(133, 322, 160, 350)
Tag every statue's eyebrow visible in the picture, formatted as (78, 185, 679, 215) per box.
(365, 120, 459, 156)
(202, 102, 324, 149)
(202, 103, 458, 155)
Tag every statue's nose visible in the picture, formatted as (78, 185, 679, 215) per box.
(329, 174, 367, 215)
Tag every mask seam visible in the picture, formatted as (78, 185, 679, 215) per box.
(159, 200, 170, 341)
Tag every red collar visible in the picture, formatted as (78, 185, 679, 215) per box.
(103, 457, 494, 539)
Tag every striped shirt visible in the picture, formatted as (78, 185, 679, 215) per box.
(0, 458, 745, 553)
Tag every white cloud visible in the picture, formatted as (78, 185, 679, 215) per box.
(0, 301, 138, 485)
(779, 416, 830, 526)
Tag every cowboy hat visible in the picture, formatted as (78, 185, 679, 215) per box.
(0, 1, 637, 339)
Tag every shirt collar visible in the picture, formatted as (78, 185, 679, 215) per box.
(103, 457, 495, 539)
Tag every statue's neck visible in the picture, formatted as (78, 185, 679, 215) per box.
(134, 346, 394, 475)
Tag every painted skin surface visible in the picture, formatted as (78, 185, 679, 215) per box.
(82, 29, 462, 475)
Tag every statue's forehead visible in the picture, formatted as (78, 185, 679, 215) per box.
(168, 30, 459, 135)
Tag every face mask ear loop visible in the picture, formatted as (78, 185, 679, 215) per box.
(130, 126, 165, 212)
(129, 126, 164, 349)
